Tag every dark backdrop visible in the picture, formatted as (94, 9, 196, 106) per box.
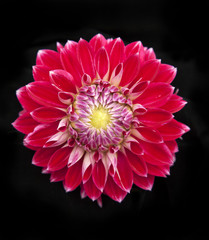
(1, 0, 209, 239)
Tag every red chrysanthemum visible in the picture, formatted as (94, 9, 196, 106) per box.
(12, 34, 190, 206)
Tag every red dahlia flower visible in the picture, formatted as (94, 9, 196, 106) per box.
(12, 34, 190, 206)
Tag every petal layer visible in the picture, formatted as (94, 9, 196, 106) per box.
(26, 81, 66, 108)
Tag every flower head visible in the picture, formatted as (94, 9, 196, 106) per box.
(12, 34, 190, 206)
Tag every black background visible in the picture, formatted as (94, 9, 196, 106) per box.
(1, 0, 209, 239)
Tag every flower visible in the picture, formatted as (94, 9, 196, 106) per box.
(12, 34, 190, 206)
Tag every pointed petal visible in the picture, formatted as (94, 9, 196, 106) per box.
(153, 64, 177, 84)
(157, 119, 188, 141)
(82, 152, 93, 184)
(16, 86, 41, 112)
(139, 140, 174, 165)
(49, 69, 77, 93)
(146, 163, 170, 177)
(64, 40, 78, 53)
(31, 107, 66, 123)
(120, 54, 140, 86)
(104, 175, 127, 203)
(12, 111, 38, 134)
(56, 42, 64, 53)
(47, 146, 72, 171)
(77, 38, 96, 79)
(94, 47, 109, 80)
(125, 41, 144, 59)
(68, 145, 85, 166)
(109, 63, 123, 86)
(161, 94, 187, 113)
(138, 59, 160, 81)
(137, 108, 173, 127)
(125, 140, 144, 155)
(165, 140, 178, 153)
(60, 48, 82, 87)
(36, 49, 62, 69)
(113, 151, 133, 192)
(24, 122, 58, 147)
(89, 33, 107, 53)
(129, 80, 150, 100)
(32, 147, 58, 167)
(50, 167, 68, 182)
(109, 38, 125, 73)
(135, 82, 174, 108)
(126, 148, 147, 176)
(33, 65, 51, 82)
(96, 196, 103, 208)
(92, 159, 107, 192)
(106, 151, 117, 175)
(44, 131, 69, 148)
(133, 173, 155, 191)
(83, 176, 102, 201)
(26, 81, 66, 108)
(64, 159, 83, 192)
(144, 48, 156, 61)
(132, 127, 163, 143)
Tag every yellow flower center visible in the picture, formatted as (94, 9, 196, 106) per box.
(90, 106, 111, 130)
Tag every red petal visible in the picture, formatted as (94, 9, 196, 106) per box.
(50, 167, 68, 182)
(153, 64, 177, 83)
(104, 175, 127, 203)
(146, 163, 170, 177)
(94, 47, 109, 80)
(77, 38, 96, 79)
(60, 48, 82, 87)
(136, 82, 174, 108)
(126, 148, 148, 177)
(137, 108, 173, 127)
(32, 147, 58, 167)
(33, 65, 52, 82)
(109, 38, 125, 73)
(92, 160, 107, 192)
(31, 107, 66, 123)
(47, 146, 72, 171)
(132, 126, 163, 143)
(36, 49, 62, 69)
(12, 111, 38, 134)
(68, 145, 85, 166)
(157, 119, 187, 140)
(172, 119, 190, 133)
(113, 151, 133, 192)
(161, 95, 187, 113)
(144, 48, 156, 61)
(24, 122, 58, 147)
(64, 159, 83, 192)
(165, 140, 178, 153)
(83, 176, 102, 201)
(56, 42, 64, 53)
(133, 173, 155, 191)
(89, 33, 107, 53)
(109, 63, 123, 86)
(125, 41, 145, 62)
(26, 81, 66, 108)
(138, 59, 160, 81)
(64, 40, 78, 53)
(128, 141, 144, 155)
(49, 69, 77, 93)
(82, 152, 93, 184)
(139, 140, 173, 165)
(16, 86, 41, 112)
(120, 54, 140, 86)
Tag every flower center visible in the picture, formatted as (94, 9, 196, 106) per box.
(90, 106, 111, 130)
(68, 80, 134, 152)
